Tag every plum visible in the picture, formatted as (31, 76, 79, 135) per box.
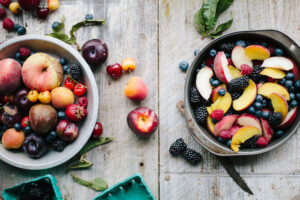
(23, 133, 48, 158)
(1, 104, 22, 128)
(82, 39, 108, 66)
(56, 120, 78, 142)
(14, 88, 33, 113)
(17, 0, 40, 10)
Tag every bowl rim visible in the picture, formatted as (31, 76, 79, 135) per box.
(0, 35, 99, 169)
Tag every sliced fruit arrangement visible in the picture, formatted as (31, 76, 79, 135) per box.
(189, 40, 300, 152)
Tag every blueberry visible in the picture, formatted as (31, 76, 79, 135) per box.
(255, 95, 263, 102)
(261, 111, 270, 119)
(290, 100, 298, 107)
(45, 130, 57, 143)
(218, 89, 226, 96)
(179, 61, 189, 72)
(262, 99, 268, 107)
(295, 80, 300, 89)
(194, 49, 201, 56)
(290, 93, 295, 100)
(210, 78, 214, 84)
(275, 129, 284, 138)
(63, 65, 70, 74)
(17, 27, 26, 35)
(261, 42, 268, 47)
(274, 48, 283, 56)
(225, 53, 230, 58)
(24, 126, 32, 135)
(209, 49, 217, 57)
(226, 139, 232, 147)
(211, 80, 220, 87)
(285, 80, 293, 88)
(15, 52, 21, 59)
(14, 123, 22, 131)
(52, 21, 60, 31)
(1, 125, 8, 131)
(289, 86, 295, 93)
(14, 24, 21, 31)
(217, 137, 224, 143)
(248, 106, 256, 114)
(60, 58, 67, 65)
(254, 102, 262, 110)
(57, 111, 66, 120)
(201, 63, 206, 68)
(85, 13, 93, 20)
(212, 118, 217, 124)
(279, 78, 286, 85)
(296, 92, 300, 100)
(285, 72, 295, 80)
(255, 110, 262, 117)
(235, 40, 246, 47)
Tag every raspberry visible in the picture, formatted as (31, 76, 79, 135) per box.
(0, 0, 10, 7)
(268, 112, 283, 127)
(169, 138, 187, 156)
(0, 8, 6, 20)
(205, 56, 214, 67)
(69, 63, 82, 81)
(51, 139, 67, 152)
(194, 105, 208, 124)
(19, 47, 31, 57)
(227, 58, 233, 66)
(219, 130, 232, 140)
(228, 76, 249, 92)
(241, 136, 258, 148)
(2, 18, 14, 31)
(241, 64, 253, 75)
(211, 109, 224, 121)
(183, 148, 202, 164)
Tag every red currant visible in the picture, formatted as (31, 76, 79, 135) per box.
(106, 63, 122, 79)
(92, 122, 103, 138)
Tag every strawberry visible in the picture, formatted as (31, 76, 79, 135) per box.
(65, 104, 87, 122)
(241, 64, 252, 75)
(211, 109, 224, 121)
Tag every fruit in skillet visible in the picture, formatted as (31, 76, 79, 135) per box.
(196, 66, 213, 100)
(0, 58, 22, 95)
(231, 126, 261, 152)
(127, 107, 159, 137)
(56, 119, 78, 142)
(124, 77, 148, 101)
(82, 39, 108, 66)
(2, 128, 25, 149)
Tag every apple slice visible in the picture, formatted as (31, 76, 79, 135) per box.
(229, 125, 241, 136)
(206, 92, 232, 114)
(228, 65, 242, 78)
(269, 93, 288, 120)
(213, 51, 232, 84)
(260, 118, 273, 142)
(231, 46, 253, 70)
(237, 114, 262, 135)
(233, 79, 257, 111)
(279, 107, 298, 129)
(231, 126, 261, 152)
(244, 45, 270, 60)
(211, 84, 226, 102)
(261, 56, 294, 71)
(207, 116, 215, 135)
(256, 136, 268, 147)
(196, 66, 213, 101)
(214, 114, 239, 136)
(260, 68, 285, 79)
(258, 83, 290, 100)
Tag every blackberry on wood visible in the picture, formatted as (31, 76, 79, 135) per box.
(183, 148, 202, 164)
(169, 138, 187, 156)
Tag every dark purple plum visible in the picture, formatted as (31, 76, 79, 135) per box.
(18, 0, 40, 10)
(14, 89, 33, 113)
(1, 104, 21, 127)
(82, 39, 108, 66)
(23, 133, 48, 158)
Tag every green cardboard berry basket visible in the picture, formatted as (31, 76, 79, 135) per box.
(2, 174, 63, 200)
(93, 174, 155, 200)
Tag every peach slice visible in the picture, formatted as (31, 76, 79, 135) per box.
(237, 114, 262, 135)
(231, 126, 260, 152)
(260, 118, 273, 142)
(196, 66, 213, 101)
(262, 56, 294, 71)
(211, 84, 226, 102)
(233, 79, 257, 111)
(244, 45, 270, 60)
(213, 52, 233, 84)
(260, 68, 285, 79)
(228, 65, 242, 78)
(269, 93, 288, 120)
(207, 116, 215, 135)
(206, 92, 232, 115)
(214, 114, 239, 136)
(256, 82, 263, 90)
(279, 107, 298, 129)
(231, 46, 253, 70)
(257, 83, 290, 100)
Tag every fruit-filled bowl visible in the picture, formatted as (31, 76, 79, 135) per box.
(0, 35, 98, 169)
(185, 30, 300, 156)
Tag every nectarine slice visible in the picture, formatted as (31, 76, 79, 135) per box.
(196, 66, 213, 101)
(258, 83, 290, 100)
(206, 116, 215, 135)
(237, 114, 262, 135)
(233, 79, 257, 111)
(244, 45, 270, 60)
(279, 107, 297, 129)
(214, 115, 239, 136)
(231, 46, 253, 70)
(228, 65, 242, 78)
(206, 92, 232, 115)
(260, 68, 285, 79)
(260, 118, 273, 142)
(213, 52, 233, 84)
(262, 56, 294, 71)
(211, 84, 227, 102)
(269, 93, 288, 120)
(231, 126, 260, 152)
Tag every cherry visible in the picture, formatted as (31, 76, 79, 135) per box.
(106, 63, 122, 79)
(36, 7, 49, 19)
(92, 122, 103, 138)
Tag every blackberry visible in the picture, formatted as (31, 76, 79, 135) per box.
(169, 138, 187, 156)
(69, 63, 82, 80)
(218, 42, 235, 53)
(51, 139, 67, 152)
(228, 76, 249, 92)
(230, 92, 242, 100)
(225, 108, 235, 116)
(251, 65, 264, 82)
(183, 148, 202, 164)
(189, 86, 202, 105)
(268, 112, 283, 127)
(28, 185, 44, 199)
(241, 136, 258, 148)
(194, 105, 208, 124)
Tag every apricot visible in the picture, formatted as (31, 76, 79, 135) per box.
(124, 77, 148, 101)
(2, 128, 25, 149)
(51, 87, 74, 110)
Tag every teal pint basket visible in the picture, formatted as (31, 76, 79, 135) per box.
(2, 174, 63, 200)
(93, 174, 155, 200)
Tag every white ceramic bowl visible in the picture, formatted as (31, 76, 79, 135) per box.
(0, 35, 99, 170)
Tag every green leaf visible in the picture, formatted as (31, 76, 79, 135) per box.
(216, 0, 234, 18)
(46, 33, 75, 44)
(72, 173, 108, 191)
(69, 19, 105, 40)
(67, 158, 93, 171)
(202, 0, 219, 32)
(210, 14, 233, 38)
(53, 15, 66, 34)
(194, 8, 207, 35)
(79, 137, 113, 156)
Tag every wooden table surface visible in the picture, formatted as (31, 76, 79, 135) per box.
(1, 0, 300, 199)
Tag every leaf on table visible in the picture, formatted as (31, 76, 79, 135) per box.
(194, 8, 207, 35)
(201, 0, 219, 32)
(72, 173, 108, 191)
(210, 13, 233, 39)
(70, 19, 106, 40)
(46, 33, 75, 44)
(67, 158, 93, 171)
(79, 137, 114, 156)
(215, 0, 234, 19)
(53, 15, 66, 34)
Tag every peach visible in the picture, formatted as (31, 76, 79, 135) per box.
(2, 128, 25, 149)
(228, 65, 242, 78)
(258, 83, 290, 100)
(196, 66, 213, 100)
(279, 107, 298, 129)
(231, 46, 253, 70)
(206, 116, 215, 135)
(0, 58, 22, 95)
(51, 87, 75, 110)
(262, 56, 294, 71)
(213, 52, 232, 84)
(269, 93, 288, 120)
(244, 45, 270, 60)
(211, 84, 226, 102)
(260, 118, 273, 142)
(206, 92, 232, 115)
(237, 114, 262, 135)
(231, 126, 260, 152)
(124, 76, 148, 101)
(233, 79, 257, 111)
(22, 53, 63, 92)
(260, 68, 285, 79)
(214, 114, 238, 136)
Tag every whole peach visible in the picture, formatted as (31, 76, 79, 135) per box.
(51, 87, 75, 110)
(0, 58, 22, 95)
(2, 128, 25, 149)
(124, 76, 148, 101)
